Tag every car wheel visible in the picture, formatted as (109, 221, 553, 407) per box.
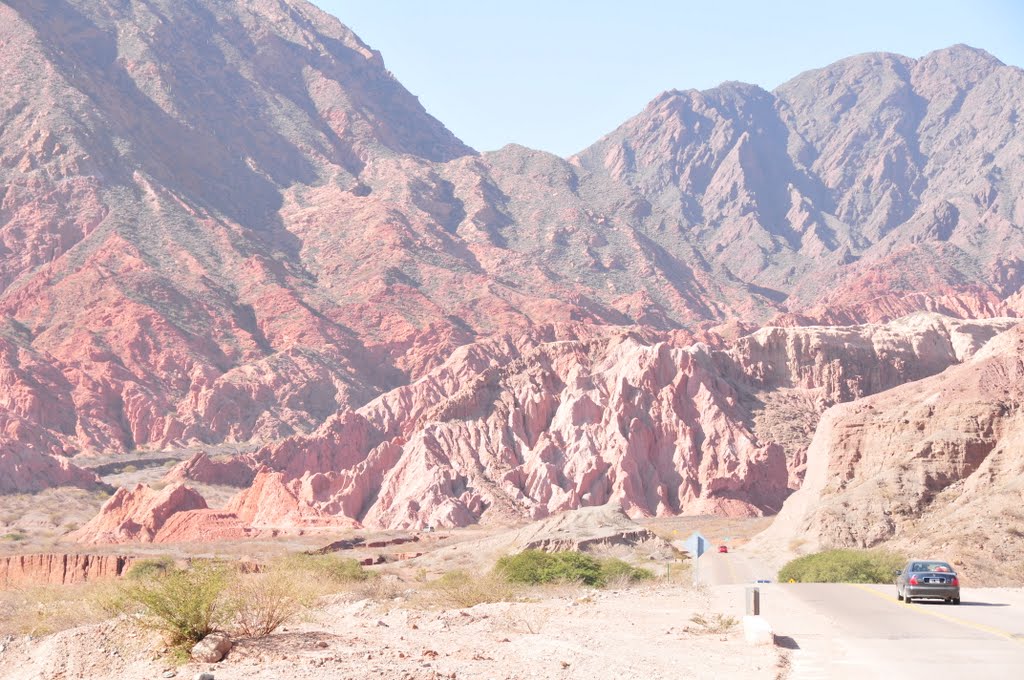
(904, 594, 912, 604)
(952, 598, 961, 605)
(897, 589, 903, 601)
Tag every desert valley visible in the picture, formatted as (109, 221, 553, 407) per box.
(1, 1, 1024, 678)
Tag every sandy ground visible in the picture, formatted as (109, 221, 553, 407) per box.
(0, 581, 784, 680)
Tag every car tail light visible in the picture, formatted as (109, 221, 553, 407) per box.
(951, 576, 959, 587)
(909, 576, 919, 585)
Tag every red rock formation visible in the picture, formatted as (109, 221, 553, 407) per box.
(2, 2, 1023, 491)
(0, 553, 135, 587)
(0, 440, 100, 493)
(164, 451, 256, 487)
(74, 315, 1017, 542)
(70, 484, 208, 544)
(2, 0, 1024, 551)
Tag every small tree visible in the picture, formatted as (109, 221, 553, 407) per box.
(122, 561, 234, 648)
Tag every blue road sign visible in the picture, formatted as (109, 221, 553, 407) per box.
(683, 531, 709, 558)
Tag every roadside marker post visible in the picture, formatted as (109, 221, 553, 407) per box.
(746, 586, 761, 615)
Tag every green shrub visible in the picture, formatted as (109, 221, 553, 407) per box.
(599, 558, 654, 585)
(494, 550, 652, 587)
(496, 550, 604, 586)
(126, 556, 176, 580)
(1, 533, 27, 542)
(778, 549, 904, 584)
(121, 561, 234, 648)
(274, 553, 369, 584)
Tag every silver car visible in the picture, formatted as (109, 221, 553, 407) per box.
(895, 559, 960, 604)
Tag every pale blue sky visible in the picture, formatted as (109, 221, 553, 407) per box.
(313, 1, 1023, 156)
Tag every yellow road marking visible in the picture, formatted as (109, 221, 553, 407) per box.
(850, 583, 1024, 645)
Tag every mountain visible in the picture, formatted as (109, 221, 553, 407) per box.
(1, 1, 1023, 534)
(572, 45, 1024, 323)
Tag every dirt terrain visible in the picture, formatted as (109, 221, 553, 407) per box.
(0, 510, 782, 680)
(0, 581, 782, 680)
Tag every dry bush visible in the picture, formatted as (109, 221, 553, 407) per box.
(503, 604, 552, 634)
(230, 570, 313, 639)
(684, 612, 738, 635)
(427, 570, 518, 609)
(350, 573, 406, 602)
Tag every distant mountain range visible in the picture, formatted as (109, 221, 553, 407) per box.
(2, 1, 1023, 555)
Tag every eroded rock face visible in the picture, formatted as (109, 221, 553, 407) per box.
(0, 553, 135, 587)
(73, 315, 1017, 543)
(760, 323, 1024, 583)
(164, 451, 256, 487)
(0, 441, 99, 493)
(2, 1, 1024, 498)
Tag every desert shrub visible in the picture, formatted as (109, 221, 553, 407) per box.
(599, 558, 654, 585)
(230, 570, 312, 639)
(121, 561, 234, 647)
(495, 550, 650, 587)
(778, 549, 904, 584)
(429, 570, 517, 608)
(275, 553, 369, 585)
(1, 533, 27, 542)
(496, 550, 603, 586)
(685, 612, 738, 635)
(126, 556, 176, 580)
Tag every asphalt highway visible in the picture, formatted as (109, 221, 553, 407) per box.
(699, 550, 1024, 680)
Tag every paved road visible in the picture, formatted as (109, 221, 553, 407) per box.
(699, 551, 1024, 680)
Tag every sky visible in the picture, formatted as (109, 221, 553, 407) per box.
(313, 1, 1024, 157)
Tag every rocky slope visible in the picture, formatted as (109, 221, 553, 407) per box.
(759, 323, 1024, 583)
(72, 315, 1015, 540)
(3, 0, 1024, 533)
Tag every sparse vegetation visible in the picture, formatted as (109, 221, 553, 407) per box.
(778, 548, 904, 584)
(273, 553, 370, 586)
(120, 561, 234, 648)
(429, 570, 518, 608)
(684, 612, 738, 635)
(495, 550, 653, 588)
(230, 569, 312, 639)
(126, 556, 176, 580)
(598, 557, 655, 586)
(0, 583, 114, 636)
(1, 532, 27, 542)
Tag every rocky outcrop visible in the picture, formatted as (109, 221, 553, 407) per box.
(75, 315, 1015, 543)
(759, 323, 1024, 583)
(0, 553, 135, 587)
(0, 440, 100, 493)
(70, 484, 208, 544)
(164, 451, 257, 487)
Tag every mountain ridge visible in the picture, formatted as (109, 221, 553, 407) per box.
(0, 1, 1022, 541)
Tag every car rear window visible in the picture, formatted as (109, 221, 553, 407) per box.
(912, 562, 953, 572)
